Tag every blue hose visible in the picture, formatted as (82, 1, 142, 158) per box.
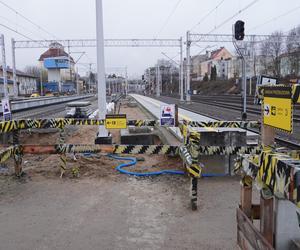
(201, 173, 228, 177)
(108, 154, 185, 176)
(86, 154, 228, 177)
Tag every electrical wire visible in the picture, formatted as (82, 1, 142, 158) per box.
(190, 0, 225, 32)
(0, 23, 46, 47)
(248, 5, 300, 32)
(0, 15, 48, 40)
(0, 0, 59, 40)
(207, 0, 259, 34)
(155, 0, 183, 38)
(0, 23, 36, 41)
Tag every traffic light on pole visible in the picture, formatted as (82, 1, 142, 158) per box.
(142, 75, 144, 80)
(234, 20, 245, 41)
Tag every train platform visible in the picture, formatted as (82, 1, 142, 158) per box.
(130, 94, 258, 143)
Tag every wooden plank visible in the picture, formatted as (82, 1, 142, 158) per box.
(240, 185, 252, 218)
(260, 196, 274, 246)
(252, 204, 260, 220)
(237, 208, 274, 250)
(22, 145, 112, 154)
(261, 125, 275, 147)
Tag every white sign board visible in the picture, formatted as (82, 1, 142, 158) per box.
(254, 75, 279, 104)
(260, 76, 278, 85)
(2, 98, 12, 121)
(160, 104, 175, 126)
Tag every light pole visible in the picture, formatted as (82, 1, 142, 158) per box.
(95, 0, 110, 143)
(11, 38, 18, 98)
(180, 37, 184, 102)
(1, 34, 8, 99)
(186, 31, 191, 103)
(156, 64, 160, 97)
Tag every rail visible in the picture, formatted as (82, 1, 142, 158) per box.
(0, 94, 95, 115)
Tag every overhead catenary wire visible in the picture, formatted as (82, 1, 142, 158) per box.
(248, 5, 300, 32)
(0, 15, 48, 40)
(0, 23, 36, 41)
(189, 0, 225, 32)
(206, 0, 259, 34)
(155, 0, 183, 38)
(0, 23, 46, 48)
(0, 0, 59, 40)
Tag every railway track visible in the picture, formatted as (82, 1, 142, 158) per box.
(190, 97, 300, 122)
(180, 105, 300, 150)
(159, 95, 300, 150)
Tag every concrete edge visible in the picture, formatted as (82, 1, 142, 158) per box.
(129, 95, 182, 145)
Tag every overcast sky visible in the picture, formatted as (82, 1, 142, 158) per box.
(1, 0, 300, 78)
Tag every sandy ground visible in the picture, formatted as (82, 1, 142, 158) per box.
(0, 100, 242, 250)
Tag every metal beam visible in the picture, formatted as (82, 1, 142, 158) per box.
(189, 33, 300, 44)
(14, 38, 182, 49)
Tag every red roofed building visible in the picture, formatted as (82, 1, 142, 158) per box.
(191, 47, 233, 80)
(38, 42, 75, 83)
(38, 42, 74, 63)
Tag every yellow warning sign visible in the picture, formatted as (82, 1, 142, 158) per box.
(263, 97, 292, 133)
(105, 114, 127, 129)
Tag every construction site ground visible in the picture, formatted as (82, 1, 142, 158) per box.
(0, 99, 245, 250)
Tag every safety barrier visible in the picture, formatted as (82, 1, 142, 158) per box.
(183, 120, 260, 129)
(1, 90, 299, 247)
(0, 116, 261, 210)
(0, 118, 158, 133)
(237, 148, 300, 209)
(292, 84, 300, 103)
(234, 147, 300, 249)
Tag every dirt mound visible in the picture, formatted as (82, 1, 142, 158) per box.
(19, 154, 184, 181)
(192, 79, 241, 95)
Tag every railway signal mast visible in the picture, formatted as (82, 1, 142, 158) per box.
(233, 20, 247, 120)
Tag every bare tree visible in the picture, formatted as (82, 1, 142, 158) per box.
(260, 31, 284, 77)
(286, 26, 300, 76)
(24, 65, 48, 83)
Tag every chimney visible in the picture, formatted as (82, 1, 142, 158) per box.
(206, 50, 211, 59)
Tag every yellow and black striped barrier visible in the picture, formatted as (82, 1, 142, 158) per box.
(0, 118, 263, 134)
(0, 144, 263, 177)
(184, 120, 260, 129)
(0, 146, 21, 164)
(0, 118, 159, 133)
(292, 84, 300, 104)
(239, 148, 300, 208)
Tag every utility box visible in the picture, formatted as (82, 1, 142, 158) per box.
(194, 128, 247, 146)
(189, 128, 247, 175)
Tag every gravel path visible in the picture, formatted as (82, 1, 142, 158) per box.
(0, 98, 244, 250)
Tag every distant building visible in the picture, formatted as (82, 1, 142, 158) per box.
(280, 51, 300, 77)
(38, 42, 75, 84)
(0, 66, 37, 97)
(191, 47, 233, 80)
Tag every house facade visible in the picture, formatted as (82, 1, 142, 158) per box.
(191, 47, 233, 80)
(0, 66, 37, 97)
(280, 51, 300, 77)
